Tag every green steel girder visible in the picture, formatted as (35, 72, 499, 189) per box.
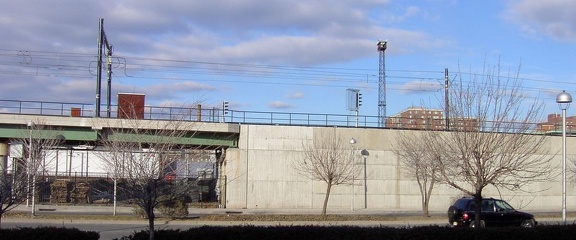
(0, 124, 97, 141)
(0, 124, 238, 148)
(104, 131, 238, 147)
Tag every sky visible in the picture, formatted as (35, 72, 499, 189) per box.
(1, 0, 576, 120)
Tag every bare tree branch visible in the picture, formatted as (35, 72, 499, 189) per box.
(394, 129, 440, 217)
(434, 61, 552, 227)
(293, 128, 357, 215)
(1, 119, 65, 226)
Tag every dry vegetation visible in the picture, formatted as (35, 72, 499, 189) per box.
(195, 214, 443, 222)
(3, 209, 445, 222)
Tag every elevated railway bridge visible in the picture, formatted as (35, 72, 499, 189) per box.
(0, 99, 378, 205)
(0, 99, 570, 211)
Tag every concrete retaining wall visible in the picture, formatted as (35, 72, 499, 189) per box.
(222, 124, 576, 213)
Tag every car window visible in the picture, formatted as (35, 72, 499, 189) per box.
(455, 199, 470, 210)
(481, 200, 495, 212)
(467, 201, 475, 211)
(494, 200, 514, 211)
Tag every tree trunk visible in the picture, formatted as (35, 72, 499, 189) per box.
(473, 191, 482, 228)
(321, 182, 333, 215)
(423, 179, 435, 217)
(146, 183, 156, 240)
(148, 213, 154, 240)
(422, 197, 429, 217)
(148, 204, 155, 240)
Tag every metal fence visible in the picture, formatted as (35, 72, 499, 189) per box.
(24, 173, 220, 205)
(0, 99, 381, 128)
(1, 99, 573, 134)
(0, 99, 92, 116)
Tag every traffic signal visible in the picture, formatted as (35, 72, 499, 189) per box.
(215, 148, 223, 160)
(356, 92, 362, 108)
(222, 101, 229, 115)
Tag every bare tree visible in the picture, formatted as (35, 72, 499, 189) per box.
(0, 120, 64, 227)
(97, 119, 185, 240)
(394, 130, 440, 217)
(293, 129, 357, 215)
(0, 142, 27, 228)
(9, 121, 65, 217)
(435, 63, 551, 227)
(96, 113, 218, 240)
(570, 157, 576, 181)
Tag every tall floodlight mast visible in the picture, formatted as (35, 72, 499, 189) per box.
(377, 40, 387, 128)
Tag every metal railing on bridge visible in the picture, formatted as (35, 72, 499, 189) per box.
(0, 99, 381, 128)
(1, 99, 572, 134)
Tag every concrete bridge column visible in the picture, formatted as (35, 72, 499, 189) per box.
(0, 142, 7, 176)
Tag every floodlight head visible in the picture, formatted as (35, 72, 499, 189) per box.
(377, 40, 387, 51)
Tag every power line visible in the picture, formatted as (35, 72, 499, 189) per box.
(0, 49, 574, 96)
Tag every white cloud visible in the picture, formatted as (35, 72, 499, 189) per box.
(0, 0, 457, 111)
(384, 5, 421, 23)
(400, 81, 443, 94)
(114, 81, 215, 104)
(287, 91, 305, 99)
(505, 0, 576, 42)
(268, 101, 292, 109)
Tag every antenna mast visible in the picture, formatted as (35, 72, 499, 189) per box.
(377, 40, 387, 128)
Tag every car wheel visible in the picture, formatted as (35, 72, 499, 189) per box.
(469, 220, 486, 228)
(521, 219, 535, 228)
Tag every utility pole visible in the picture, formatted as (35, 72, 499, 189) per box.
(106, 46, 113, 118)
(95, 18, 113, 117)
(444, 68, 449, 130)
(95, 19, 103, 117)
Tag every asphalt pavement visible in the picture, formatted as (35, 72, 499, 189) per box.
(3, 204, 447, 239)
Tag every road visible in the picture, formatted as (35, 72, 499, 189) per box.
(2, 219, 148, 240)
(2, 215, 450, 240)
(2, 205, 566, 240)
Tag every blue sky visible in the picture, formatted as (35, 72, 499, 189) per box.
(1, 0, 575, 119)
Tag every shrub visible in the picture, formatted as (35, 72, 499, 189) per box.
(116, 225, 576, 240)
(158, 197, 188, 219)
(131, 196, 188, 219)
(0, 226, 99, 240)
(132, 206, 147, 218)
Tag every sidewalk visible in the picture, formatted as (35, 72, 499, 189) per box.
(7, 204, 567, 225)
(10, 204, 444, 216)
(5, 204, 450, 229)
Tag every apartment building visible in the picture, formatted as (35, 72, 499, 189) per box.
(385, 107, 479, 131)
(536, 113, 576, 134)
(385, 107, 445, 130)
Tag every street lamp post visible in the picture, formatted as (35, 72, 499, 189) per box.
(26, 121, 35, 210)
(361, 149, 369, 209)
(557, 90, 572, 225)
(349, 138, 356, 211)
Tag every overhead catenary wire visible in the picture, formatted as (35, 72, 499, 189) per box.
(0, 49, 573, 97)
